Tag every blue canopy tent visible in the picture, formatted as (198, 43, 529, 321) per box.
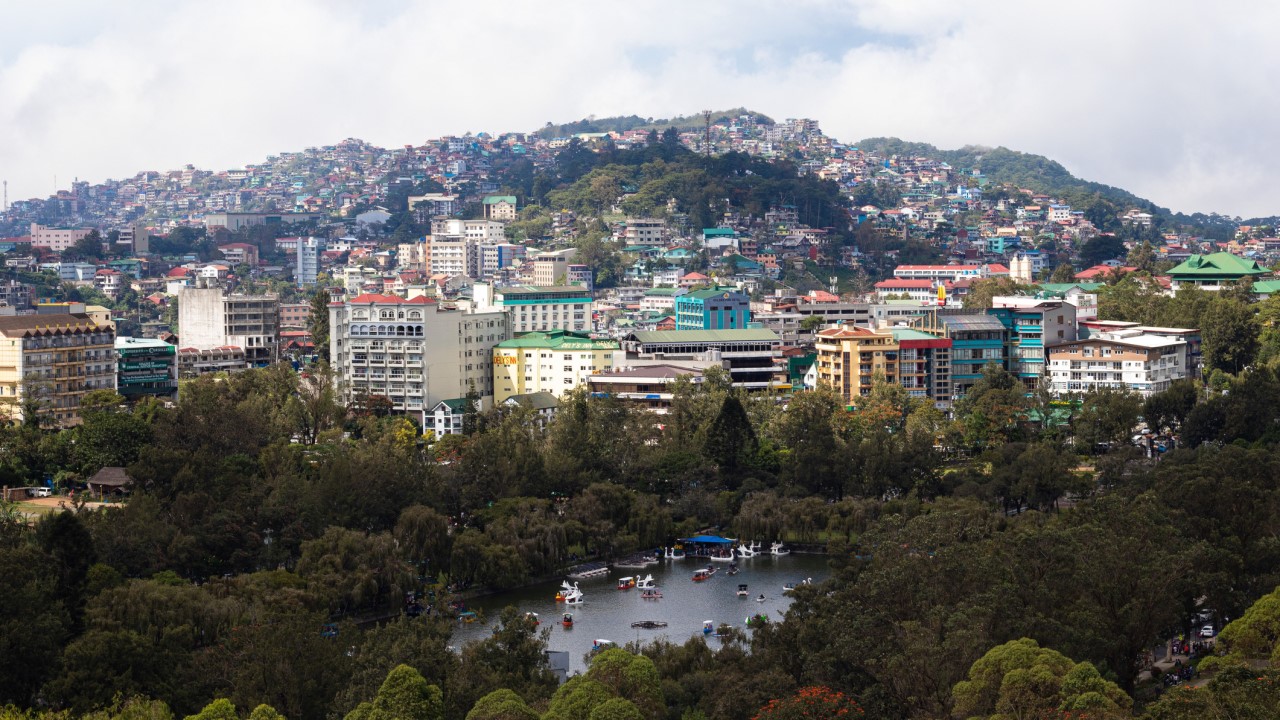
(681, 535, 735, 544)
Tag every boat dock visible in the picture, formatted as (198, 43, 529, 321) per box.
(567, 561, 609, 580)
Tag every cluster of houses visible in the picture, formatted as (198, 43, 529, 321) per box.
(5, 112, 1280, 434)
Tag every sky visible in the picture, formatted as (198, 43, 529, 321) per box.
(1, 0, 1278, 218)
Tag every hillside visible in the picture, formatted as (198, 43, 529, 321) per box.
(533, 108, 774, 139)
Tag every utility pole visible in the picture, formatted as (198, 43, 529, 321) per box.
(2, 180, 6, 212)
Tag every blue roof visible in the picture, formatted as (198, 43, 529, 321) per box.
(682, 535, 734, 544)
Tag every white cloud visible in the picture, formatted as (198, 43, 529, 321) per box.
(1, 1, 1278, 217)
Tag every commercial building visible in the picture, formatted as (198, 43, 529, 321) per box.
(0, 308, 116, 427)
(177, 283, 280, 367)
(621, 329, 782, 390)
(115, 336, 178, 400)
(491, 330, 618, 403)
(473, 284, 592, 333)
(892, 328, 953, 407)
(177, 346, 246, 377)
(279, 303, 312, 329)
(674, 287, 751, 330)
(1048, 331, 1189, 396)
(328, 293, 510, 415)
(202, 211, 325, 232)
(428, 238, 479, 278)
(813, 326, 899, 402)
(988, 298, 1077, 387)
(297, 236, 325, 285)
(29, 223, 93, 253)
(913, 313, 1007, 397)
(587, 364, 705, 414)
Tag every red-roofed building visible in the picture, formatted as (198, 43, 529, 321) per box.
(874, 278, 953, 302)
(1075, 265, 1137, 281)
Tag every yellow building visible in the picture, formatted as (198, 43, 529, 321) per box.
(0, 311, 117, 427)
(492, 330, 618, 404)
(813, 325, 899, 402)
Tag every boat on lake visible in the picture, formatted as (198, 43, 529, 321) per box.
(692, 567, 716, 582)
(524, 612, 539, 626)
(617, 576, 636, 590)
(736, 584, 749, 597)
(641, 588, 663, 599)
(770, 541, 790, 556)
(631, 620, 668, 629)
(782, 578, 812, 593)
(737, 542, 761, 558)
(708, 549, 736, 562)
(556, 581, 583, 602)
(726, 562, 739, 576)
(458, 611, 478, 624)
(702, 620, 714, 635)
(561, 612, 573, 627)
(663, 546, 686, 560)
(636, 574, 656, 589)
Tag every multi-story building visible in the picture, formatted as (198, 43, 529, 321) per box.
(814, 326, 899, 402)
(1048, 332, 1188, 396)
(531, 249, 577, 286)
(892, 264, 997, 283)
(428, 238, 479, 278)
(892, 328, 953, 408)
(0, 309, 116, 427)
(115, 336, 178, 400)
(279, 302, 312, 329)
(431, 218, 506, 243)
(913, 313, 1008, 397)
(409, 194, 459, 222)
(29, 223, 93, 253)
(473, 284, 593, 333)
(587, 364, 705, 414)
(297, 236, 325, 285)
(675, 287, 751, 330)
(479, 243, 527, 278)
(620, 218, 666, 247)
(492, 330, 618, 403)
(328, 293, 510, 415)
(621, 329, 782, 390)
(482, 195, 518, 222)
(115, 222, 149, 255)
(398, 239, 429, 274)
(177, 346, 246, 377)
(988, 298, 1077, 387)
(177, 283, 280, 366)
(0, 279, 35, 310)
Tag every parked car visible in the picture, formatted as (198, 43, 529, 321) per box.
(33, 487, 51, 498)
(1200, 624, 1215, 638)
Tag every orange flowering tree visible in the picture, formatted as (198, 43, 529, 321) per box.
(753, 686, 864, 720)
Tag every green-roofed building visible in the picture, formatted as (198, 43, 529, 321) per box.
(492, 330, 619, 403)
(1251, 279, 1280, 298)
(622, 329, 781, 390)
(1167, 252, 1269, 293)
(1036, 282, 1103, 294)
(482, 195, 518, 221)
(675, 286, 751, 330)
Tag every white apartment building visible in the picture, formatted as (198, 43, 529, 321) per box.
(892, 264, 992, 282)
(472, 283, 593, 333)
(297, 236, 325, 285)
(328, 293, 510, 413)
(428, 238, 479, 278)
(1047, 331, 1188, 396)
(620, 218, 666, 247)
(431, 218, 506, 243)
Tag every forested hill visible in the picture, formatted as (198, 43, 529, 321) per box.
(855, 137, 1239, 237)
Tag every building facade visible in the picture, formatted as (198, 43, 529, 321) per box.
(492, 330, 618, 403)
(329, 293, 510, 415)
(1048, 333, 1188, 396)
(621, 329, 781, 390)
(297, 236, 325, 285)
(177, 284, 280, 366)
(814, 326, 899, 403)
(674, 287, 751, 330)
(473, 284, 593, 333)
(988, 298, 1077, 387)
(0, 310, 116, 427)
(29, 223, 93, 253)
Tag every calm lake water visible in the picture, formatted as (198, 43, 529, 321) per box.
(451, 552, 831, 674)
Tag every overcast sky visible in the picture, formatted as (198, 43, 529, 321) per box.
(2, 1, 1276, 218)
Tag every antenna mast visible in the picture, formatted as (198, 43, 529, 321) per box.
(703, 110, 712, 156)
